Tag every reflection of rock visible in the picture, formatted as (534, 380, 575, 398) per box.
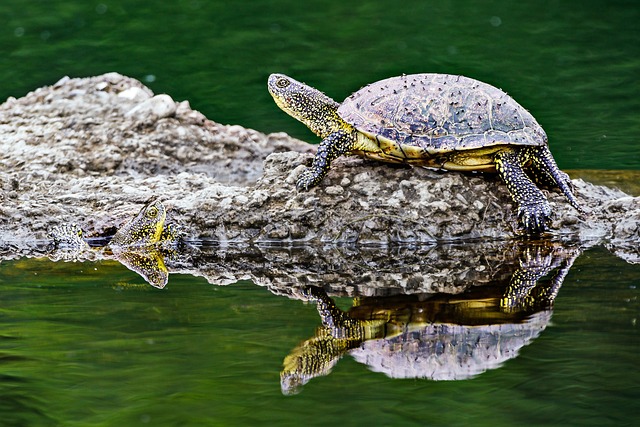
(1, 237, 583, 295)
(175, 239, 583, 298)
(0, 73, 638, 247)
(0, 234, 606, 302)
(280, 242, 579, 395)
(606, 243, 639, 265)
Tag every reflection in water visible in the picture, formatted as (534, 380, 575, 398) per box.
(47, 244, 173, 289)
(110, 247, 170, 289)
(281, 242, 580, 395)
(46, 199, 181, 288)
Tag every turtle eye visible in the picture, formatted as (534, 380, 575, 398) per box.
(276, 78, 290, 88)
(146, 206, 158, 219)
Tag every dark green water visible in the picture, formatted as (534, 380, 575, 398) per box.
(0, 246, 638, 426)
(3, 0, 640, 170)
(1, 1, 639, 426)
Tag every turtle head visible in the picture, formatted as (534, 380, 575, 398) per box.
(137, 199, 167, 239)
(268, 74, 346, 138)
(110, 198, 167, 247)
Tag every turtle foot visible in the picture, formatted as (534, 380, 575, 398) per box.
(517, 201, 552, 234)
(296, 168, 322, 191)
(48, 223, 88, 249)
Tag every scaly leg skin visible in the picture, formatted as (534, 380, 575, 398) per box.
(527, 162, 559, 188)
(297, 130, 356, 191)
(303, 286, 365, 340)
(280, 330, 355, 396)
(159, 223, 183, 247)
(501, 245, 557, 312)
(281, 286, 362, 395)
(501, 243, 581, 312)
(528, 145, 583, 213)
(494, 149, 551, 234)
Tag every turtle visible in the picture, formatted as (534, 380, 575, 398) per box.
(48, 198, 182, 288)
(109, 198, 181, 248)
(267, 73, 583, 234)
(49, 198, 180, 250)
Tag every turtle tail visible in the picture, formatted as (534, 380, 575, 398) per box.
(529, 145, 583, 213)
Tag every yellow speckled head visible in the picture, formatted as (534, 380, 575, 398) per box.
(110, 199, 167, 247)
(267, 73, 350, 138)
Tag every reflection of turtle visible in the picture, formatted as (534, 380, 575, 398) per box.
(268, 73, 582, 233)
(48, 199, 181, 288)
(281, 244, 579, 395)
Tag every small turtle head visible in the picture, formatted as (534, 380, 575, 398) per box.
(110, 199, 167, 247)
(137, 199, 167, 241)
(268, 73, 345, 138)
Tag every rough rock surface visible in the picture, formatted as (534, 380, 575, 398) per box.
(0, 73, 638, 254)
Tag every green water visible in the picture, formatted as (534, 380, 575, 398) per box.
(0, 246, 638, 426)
(1, 1, 639, 426)
(3, 0, 640, 170)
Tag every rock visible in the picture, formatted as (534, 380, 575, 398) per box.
(0, 73, 638, 257)
(125, 94, 177, 122)
(118, 86, 152, 102)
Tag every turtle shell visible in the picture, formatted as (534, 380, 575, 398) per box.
(338, 74, 547, 158)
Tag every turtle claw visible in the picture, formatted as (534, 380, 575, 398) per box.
(299, 286, 317, 300)
(296, 168, 319, 192)
(296, 179, 311, 192)
(518, 201, 552, 234)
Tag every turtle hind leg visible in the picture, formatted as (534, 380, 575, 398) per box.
(501, 243, 581, 312)
(303, 286, 364, 340)
(297, 130, 355, 191)
(526, 162, 559, 188)
(494, 149, 552, 234)
(528, 145, 583, 213)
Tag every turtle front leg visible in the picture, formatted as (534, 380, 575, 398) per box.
(297, 130, 356, 191)
(494, 149, 551, 234)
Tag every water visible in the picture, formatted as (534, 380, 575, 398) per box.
(0, 244, 638, 426)
(2, 0, 639, 170)
(1, 1, 639, 426)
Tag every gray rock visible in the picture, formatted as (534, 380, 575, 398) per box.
(125, 93, 176, 122)
(0, 73, 638, 257)
(118, 86, 152, 102)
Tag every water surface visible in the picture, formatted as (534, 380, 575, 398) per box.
(1, 1, 639, 426)
(2, 0, 639, 170)
(1, 243, 638, 426)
